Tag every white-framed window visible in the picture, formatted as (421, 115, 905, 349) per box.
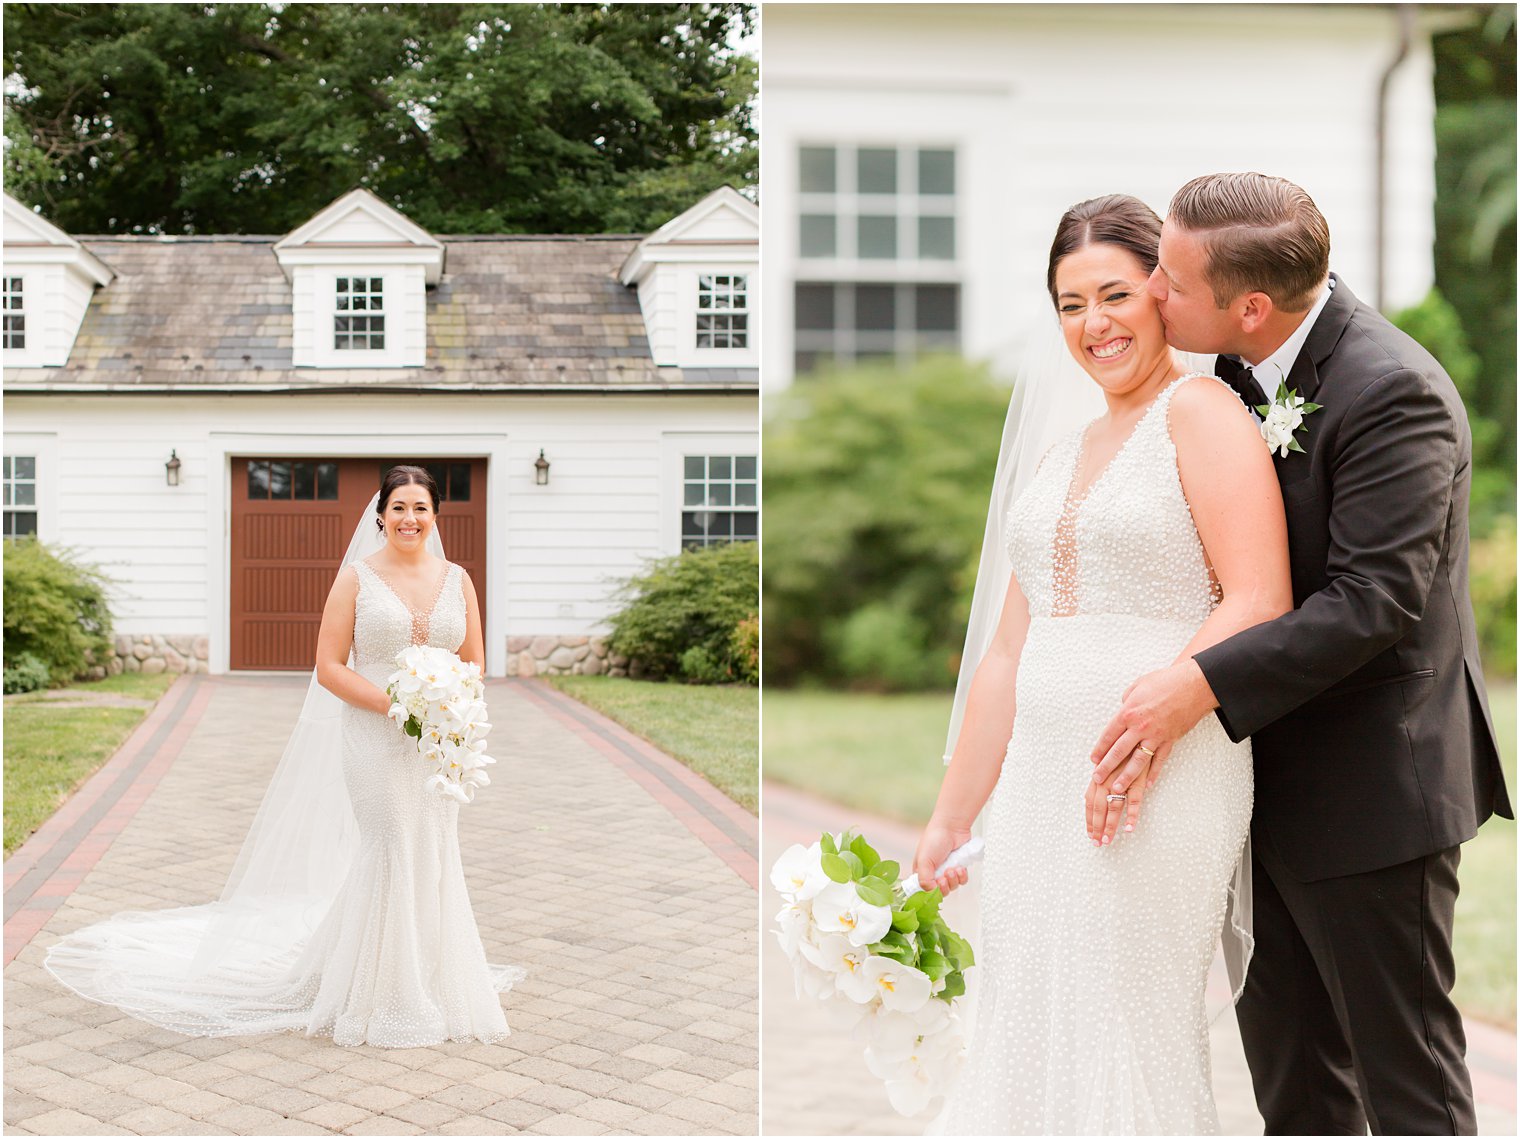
(794, 281, 959, 373)
(794, 143, 960, 375)
(3, 277, 25, 350)
(334, 275, 385, 351)
(696, 274, 749, 350)
(798, 144, 956, 262)
(3, 455, 38, 540)
(681, 454, 757, 549)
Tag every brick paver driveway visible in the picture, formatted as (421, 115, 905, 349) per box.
(4, 675, 758, 1136)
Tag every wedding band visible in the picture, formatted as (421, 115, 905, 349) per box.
(1135, 745, 1156, 758)
(1106, 793, 1127, 803)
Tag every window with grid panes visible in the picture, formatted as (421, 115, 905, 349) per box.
(696, 274, 749, 349)
(247, 460, 340, 500)
(682, 455, 757, 548)
(334, 277, 385, 350)
(3, 455, 38, 539)
(794, 144, 960, 374)
(377, 462, 472, 502)
(3, 278, 24, 350)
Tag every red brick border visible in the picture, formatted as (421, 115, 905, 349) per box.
(514, 679, 758, 889)
(4, 676, 212, 965)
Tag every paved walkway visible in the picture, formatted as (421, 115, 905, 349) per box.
(761, 780, 1517, 1136)
(4, 675, 757, 1136)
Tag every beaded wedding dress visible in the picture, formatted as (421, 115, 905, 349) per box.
(933, 376, 1252, 1134)
(46, 555, 522, 1048)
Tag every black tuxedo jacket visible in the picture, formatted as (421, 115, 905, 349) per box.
(1193, 275, 1512, 882)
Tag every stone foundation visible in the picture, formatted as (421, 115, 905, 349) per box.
(505, 635, 632, 678)
(104, 634, 211, 680)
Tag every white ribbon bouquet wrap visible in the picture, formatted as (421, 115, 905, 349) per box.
(385, 645, 496, 803)
(771, 831, 983, 1116)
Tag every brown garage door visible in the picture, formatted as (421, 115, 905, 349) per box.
(230, 458, 488, 670)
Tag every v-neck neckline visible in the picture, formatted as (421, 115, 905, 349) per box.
(1062, 374, 1192, 507)
(362, 559, 451, 622)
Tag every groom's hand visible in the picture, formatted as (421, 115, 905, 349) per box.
(1090, 659, 1218, 790)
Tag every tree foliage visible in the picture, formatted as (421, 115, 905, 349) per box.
(763, 357, 1011, 690)
(1431, 6, 1516, 513)
(4, 2, 756, 235)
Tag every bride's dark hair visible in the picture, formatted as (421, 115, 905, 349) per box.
(1046, 195, 1163, 308)
(377, 465, 441, 524)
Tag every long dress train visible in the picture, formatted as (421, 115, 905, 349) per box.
(46, 558, 522, 1048)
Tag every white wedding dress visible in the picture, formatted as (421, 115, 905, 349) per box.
(934, 376, 1252, 1134)
(46, 557, 522, 1048)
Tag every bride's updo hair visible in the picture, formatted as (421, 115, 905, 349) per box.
(1046, 195, 1163, 308)
(377, 465, 441, 516)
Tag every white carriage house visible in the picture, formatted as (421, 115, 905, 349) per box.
(2, 187, 759, 677)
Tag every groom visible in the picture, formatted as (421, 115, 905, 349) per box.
(1090, 172, 1511, 1135)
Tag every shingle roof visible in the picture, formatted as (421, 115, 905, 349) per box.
(4, 234, 757, 393)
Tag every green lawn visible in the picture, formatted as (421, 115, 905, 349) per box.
(764, 681, 1518, 1028)
(4, 672, 180, 856)
(545, 676, 758, 813)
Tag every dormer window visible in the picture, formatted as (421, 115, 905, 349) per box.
(696, 274, 749, 350)
(3, 278, 24, 350)
(619, 187, 758, 370)
(334, 276, 385, 351)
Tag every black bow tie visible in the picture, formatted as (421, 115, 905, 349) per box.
(1215, 356, 1268, 411)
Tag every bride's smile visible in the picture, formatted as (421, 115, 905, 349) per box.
(1054, 243, 1176, 404)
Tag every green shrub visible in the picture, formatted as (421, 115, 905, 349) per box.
(825, 602, 948, 691)
(1471, 515, 1517, 676)
(606, 541, 758, 685)
(763, 355, 1010, 689)
(1392, 288, 1513, 530)
(731, 613, 759, 685)
(2, 541, 114, 688)
(3, 651, 51, 695)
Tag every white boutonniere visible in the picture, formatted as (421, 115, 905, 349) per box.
(1255, 367, 1322, 458)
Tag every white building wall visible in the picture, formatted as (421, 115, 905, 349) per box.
(761, 3, 1440, 389)
(2, 393, 756, 676)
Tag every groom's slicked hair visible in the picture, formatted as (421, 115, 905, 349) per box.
(1046, 194, 1163, 307)
(1169, 173, 1330, 312)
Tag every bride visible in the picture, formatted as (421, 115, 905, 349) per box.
(915, 196, 1290, 1133)
(46, 465, 522, 1048)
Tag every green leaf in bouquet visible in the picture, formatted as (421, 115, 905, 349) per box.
(849, 834, 881, 872)
(820, 852, 852, 884)
(890, 908, 920, 933)
(939, 970, 966, 1000)
(916, 923, 941, 954)
(871, 940, 913, 963)
(855, 877, 893, 908)
(943, 930, 976, 970)
(911, 889, 942, 919)
(918, 951, 951, 981)
(840, 851, 865, 879)
(820, 832, 838, 855)
(874, 860, 900, 884)
(404, 719, 422, 738)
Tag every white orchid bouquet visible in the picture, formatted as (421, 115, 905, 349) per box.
(771, 829, 978, 1116)
(384, 645, 496, 804)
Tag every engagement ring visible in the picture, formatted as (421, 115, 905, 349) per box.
(1106, 794, 1128, 803)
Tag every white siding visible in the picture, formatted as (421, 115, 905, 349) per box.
(2, 393, 756, 675)
(762, 3, 1440, 388)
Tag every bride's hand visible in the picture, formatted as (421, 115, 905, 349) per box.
(1085, 756, 1149, 846)
(914, 818, 972, 895)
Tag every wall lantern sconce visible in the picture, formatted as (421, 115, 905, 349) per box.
(165, 450, 182, 487)
(534, 449, 550, 486)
